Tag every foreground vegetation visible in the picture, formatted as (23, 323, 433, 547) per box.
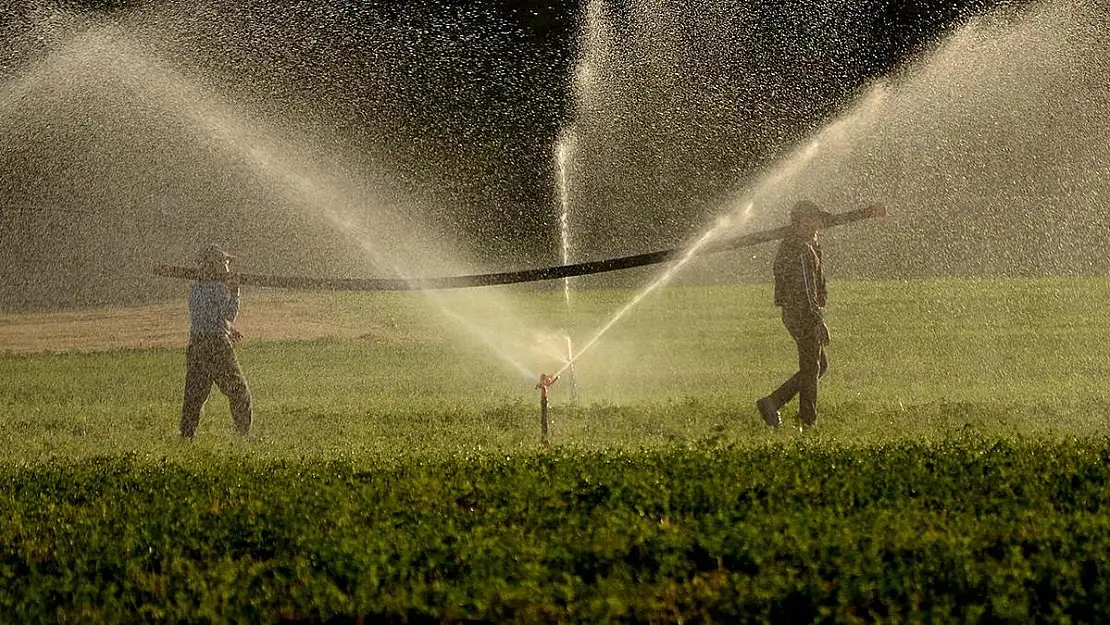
(1, 277, 1109, 621)
(4, 441, 1110, 622)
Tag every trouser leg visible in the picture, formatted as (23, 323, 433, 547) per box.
(794, 328, 826, 426)
(769, 370, 801, 408)
(209, 341, 253, 435)
(181, 343, 214, 438)
(215, 371, 252, 435)
(769, 312, 829, 426)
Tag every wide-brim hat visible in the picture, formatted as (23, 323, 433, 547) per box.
(196, 244, 235, 266)
(790, 200, 831, 223)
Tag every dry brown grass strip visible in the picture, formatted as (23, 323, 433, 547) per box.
(0, 293, 392, 354)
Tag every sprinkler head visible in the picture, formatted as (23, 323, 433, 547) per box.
(535, 373, 559, 392)
(535, 373, 559, 447)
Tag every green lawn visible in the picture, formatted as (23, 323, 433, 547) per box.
(2, 277, 1108, 462)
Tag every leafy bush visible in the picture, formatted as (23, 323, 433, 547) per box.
(3, 440, 1110, 622)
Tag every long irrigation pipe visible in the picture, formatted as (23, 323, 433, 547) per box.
(153, 205, 885, 291)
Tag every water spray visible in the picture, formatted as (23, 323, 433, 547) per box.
(555, 133, 580, 404)
(554, 206, 743, 379)
(535, 372, 559, 446)
(564, 334, 578, 404)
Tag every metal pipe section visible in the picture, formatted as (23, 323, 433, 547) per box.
(153, 205, 885, 291)
(535, 373, 558, 446)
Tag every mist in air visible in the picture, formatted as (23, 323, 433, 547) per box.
(0, 0, 1105, 315)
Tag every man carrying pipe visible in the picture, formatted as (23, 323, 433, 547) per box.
(756, 201, 832, 429)
(180, 244, 254, 439)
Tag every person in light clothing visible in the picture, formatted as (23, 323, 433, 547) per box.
(757, 201, 831, 429)
(180, 244, 252, 439)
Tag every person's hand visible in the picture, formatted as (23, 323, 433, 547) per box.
(815, 321, 830, 346)
(229, 327, 244, 343)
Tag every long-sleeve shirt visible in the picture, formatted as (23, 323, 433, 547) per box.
(188, 280, 239, 339)
(773, 235, 826, 320)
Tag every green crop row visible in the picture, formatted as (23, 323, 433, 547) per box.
(3, 439, 1110, 623)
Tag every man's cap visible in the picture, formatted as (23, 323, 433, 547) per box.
(790, 200, 831, 223)
(196, 244, 235, 265)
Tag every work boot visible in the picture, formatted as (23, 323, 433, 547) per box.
(756, 397, 781, 428)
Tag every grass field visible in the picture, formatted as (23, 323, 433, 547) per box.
(2, 277, 1108, 460)
(3, 277, 1110, 621)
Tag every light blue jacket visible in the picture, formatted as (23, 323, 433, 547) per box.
(189, 280, 239, 339)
